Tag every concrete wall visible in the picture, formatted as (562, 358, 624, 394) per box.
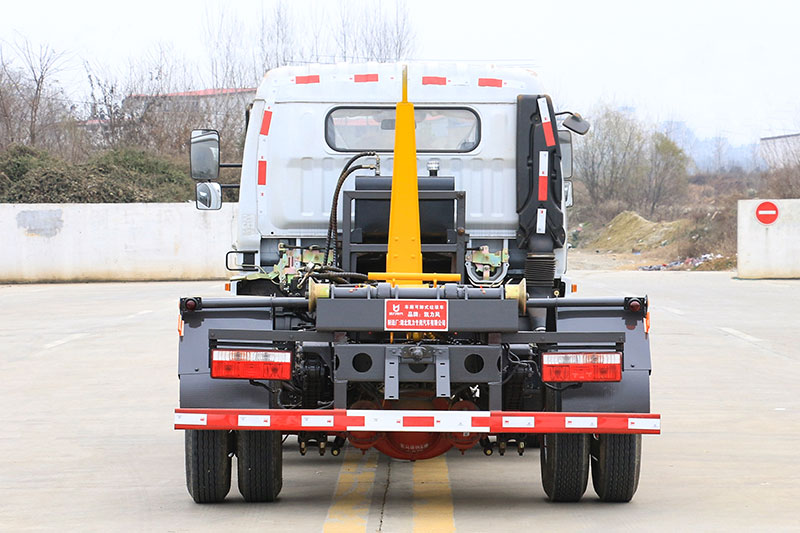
(2, 203, 237, 282)
(737, 199, 800, 278)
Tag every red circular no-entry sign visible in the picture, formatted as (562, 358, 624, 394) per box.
(755, 201, 779, 225)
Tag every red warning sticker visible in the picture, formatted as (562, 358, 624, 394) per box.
(384, 300, 449, 331)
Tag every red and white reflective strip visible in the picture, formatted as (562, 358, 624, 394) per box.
(354, 73, 379, 83)
(257, 106, 272, 186)
(422, 76, 447, 85)
(478, 77, 503, 87)
(536, 208, 547, 234)
(260, 110, 272, 136)
(295, 75, 320, 84)
(174, 409, 661, 434)
(257, 159, 267, 186)
(537, 96, 556, 147)
(538, 151, 549, 201)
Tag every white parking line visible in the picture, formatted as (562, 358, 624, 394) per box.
(43, 333, 89, 349)
(718, 327, 761, 343)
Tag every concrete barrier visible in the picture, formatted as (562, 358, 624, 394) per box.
(737, 199, 800, 278)
(2, 203, 237, 282)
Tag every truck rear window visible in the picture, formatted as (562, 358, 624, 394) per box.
(325, 107, 480, 153)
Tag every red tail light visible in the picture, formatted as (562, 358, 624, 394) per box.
(541, 352, 622, 382)
(211, 349, 292, 380)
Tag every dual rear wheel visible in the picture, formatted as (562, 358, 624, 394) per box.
(185, 429, 283, 503)
(540, 433, 641, 502)
(184, 429, 637, 503)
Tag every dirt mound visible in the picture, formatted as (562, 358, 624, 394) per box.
(584, 211, 690, 253)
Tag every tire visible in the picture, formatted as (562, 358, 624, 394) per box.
(591, 434, 641, 502)
(185, 430, 232, 503)
(540, 433, 590, 502)
(237, 430, 283, 502)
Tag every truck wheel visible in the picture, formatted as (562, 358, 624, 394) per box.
(185, 430, 232, 503)
(591, 434, 641, 502)
(540, 433, 590, 502)
(237, 430, 283, 502)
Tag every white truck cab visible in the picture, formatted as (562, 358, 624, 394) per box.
(195, 63, 576, 290)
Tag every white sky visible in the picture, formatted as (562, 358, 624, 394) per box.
(2, 0, 799, 145)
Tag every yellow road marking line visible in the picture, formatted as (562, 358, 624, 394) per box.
(323, 447, 378, 533)
(413, 455, 455, 533)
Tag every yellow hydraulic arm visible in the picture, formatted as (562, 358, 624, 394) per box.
(372, 65, 459, 286)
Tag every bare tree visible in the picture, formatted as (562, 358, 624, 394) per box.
(710, 135, 730, 173)
(0, 45, 28, 147)
(573, 106, 691, 222)
(334, 1, 357, 61)
(391, 0, 414, 60)
(203, 6, 252, 88)
(333, 0, 414, 62)
(640, 132, 690, 218)
(15, 40, 64, 146)
(574, 106, 647, 206)
(0, 40, 80, 158)
(255, 0, 297, 76)
(304, 2, 329, 63)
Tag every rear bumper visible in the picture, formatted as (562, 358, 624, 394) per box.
(174, 408, 660, 434)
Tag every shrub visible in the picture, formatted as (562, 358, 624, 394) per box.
(0, 146, 194, 203)
(0, 144, 53, 182)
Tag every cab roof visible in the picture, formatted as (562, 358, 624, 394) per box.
(256, 62, 545, 104)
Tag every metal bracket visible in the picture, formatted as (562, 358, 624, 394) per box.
(384, 352, 399, 401)
(334, 380, 348, 409)
(435, 350, 450, 398)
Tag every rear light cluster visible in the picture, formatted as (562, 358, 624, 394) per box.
(211, 349, 292, 380)
(541, 352, 622, 382)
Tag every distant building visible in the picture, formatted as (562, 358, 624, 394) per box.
(78, 88, 257, 150)
(123, 87, 256, 116)
(759, 133, 800, 169)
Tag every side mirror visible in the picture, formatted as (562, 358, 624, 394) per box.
(190, 129, 220, 180)
(558, 130, 573, 178)
(562, 113, 590, 136)
(564, 180, 574, 208)
(196, 181, 222, 210)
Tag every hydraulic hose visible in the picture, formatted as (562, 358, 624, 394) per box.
(324, 151, 378, 268)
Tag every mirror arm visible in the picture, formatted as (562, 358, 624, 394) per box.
(219, 183, 240, 189)
(220, 163, 243, 168)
